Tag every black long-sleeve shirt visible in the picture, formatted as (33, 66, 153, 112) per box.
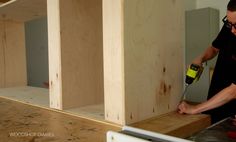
(206, 24, 236, 124)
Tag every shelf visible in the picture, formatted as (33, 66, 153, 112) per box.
(0, 86, 49, 107)
(65, 104, 105, 122)
(0, 86, 106, 122)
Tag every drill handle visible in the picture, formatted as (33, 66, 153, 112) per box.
(194, 65, 204, 82)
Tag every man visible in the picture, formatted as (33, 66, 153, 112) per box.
(178, 0, 236, 124)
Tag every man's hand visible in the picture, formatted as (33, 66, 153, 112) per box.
(178, 101, 198, 114)
(192, 56, 203, 67)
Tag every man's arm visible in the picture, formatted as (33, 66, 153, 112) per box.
(192, 46, 219, 65)
(178, 83, 236, 114)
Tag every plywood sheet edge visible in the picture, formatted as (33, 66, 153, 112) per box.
(103, 0, 126, 125)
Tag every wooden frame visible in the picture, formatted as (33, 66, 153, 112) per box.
(0, 0, 202, 128)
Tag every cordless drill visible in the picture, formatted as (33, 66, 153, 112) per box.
(181, 64, 204, 101)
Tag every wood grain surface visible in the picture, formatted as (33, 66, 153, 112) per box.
(0, 97, 121, 142)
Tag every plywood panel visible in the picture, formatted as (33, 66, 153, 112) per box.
(47, 0, 62, 109)
(0, 20, 27, 87)
(4, 21, 27, 87)
(0, 21, 5, 87)
(103, 0, 184, 125)
(0, 0, 46, 22)
(103, 0, 125, 125)
(59, 0, 103, 109)
(124, 0, 184, 124)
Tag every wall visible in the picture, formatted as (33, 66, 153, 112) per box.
(185, 0, 196, 11)
(185, 8, 219, 102)
(25, 16, 48, 88)
(196, 0, 227, 28)
(185, 0, 227, 29)
(184, 1, 225, 102)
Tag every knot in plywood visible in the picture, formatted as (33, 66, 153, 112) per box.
(158, 80, 171, 96)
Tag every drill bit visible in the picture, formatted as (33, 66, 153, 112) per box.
(181, 84, 189, 101)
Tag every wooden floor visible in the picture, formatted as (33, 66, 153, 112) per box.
(0, 97, 121, 142)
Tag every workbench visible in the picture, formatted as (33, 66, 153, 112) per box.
(189, 117, 236, 142)
(0, 97, 121, 142)
(0, 96, 211, 142)
(131, 112, 211, 138)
